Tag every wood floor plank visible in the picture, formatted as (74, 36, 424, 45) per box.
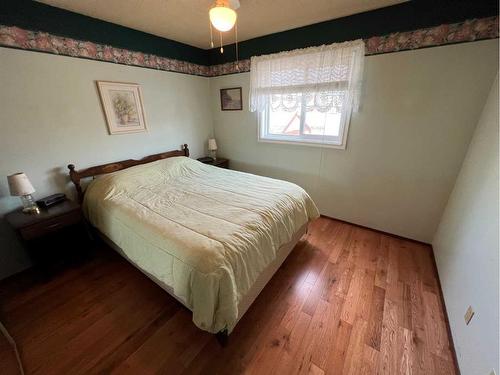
(409, 279, 426, 332)
(360, 344, 379, 375)
(341, 319, 368, 375)
(411, 324, 434, 375)
(432, 353, 456, 375)
(271, 311, 312, 375)
(4, 259, 124, 332)
(281, 282, 313, 331)
(365, 285, 386, 350)
(401, 282, 413, 330)
(374, 236, 390, 289)
(318, 261, 341, 303)
(397, 326, 412, 375)
(0, 254, 112, 313)
(36, 284, 172, 374)
(310, 296, 344, 369)
(358, 269, 376, 321)
(340, 267, 365, 324)
(355, 229, 380, 272)
(414, 244, 439, 293)
(0, 217, 458, 375)
(386, 237, 400, 285)
(179, 338, 222, 375)
(378, 298, 399, 375)
(88, 302, 180, 374)
(13, 263, 130, 342)
(334, 263, 355, 299)
(423, 290, 452, 360)
(283, 311, 312, 356)
(323, 319, 353, 375)
(286, 299, 330, 375)
(110, 310, 198, 375)
(327, 223, 353, 264)
(308, 362, 325, 375)
(397, 241, 418, 284)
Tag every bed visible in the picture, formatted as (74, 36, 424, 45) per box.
(68, 144, 319, 337)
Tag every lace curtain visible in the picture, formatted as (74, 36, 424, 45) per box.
(249, 40, 365, 113)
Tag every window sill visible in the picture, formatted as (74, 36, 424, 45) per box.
(257, 137, 346, 149)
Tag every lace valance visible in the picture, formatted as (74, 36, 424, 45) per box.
(249, 40, 365, 113)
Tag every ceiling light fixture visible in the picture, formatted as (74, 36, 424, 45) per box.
(209, 0, 240, 67)
(209, 2, 237, 32)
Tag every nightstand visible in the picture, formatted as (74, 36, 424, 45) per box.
(5, 199, 91, 276)
(202, 158, 229, 169)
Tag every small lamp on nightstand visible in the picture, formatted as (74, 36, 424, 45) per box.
(208, 138, 218, 160)
(7, 173, 40, 214)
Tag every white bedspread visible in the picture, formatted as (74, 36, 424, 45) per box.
(83, 156, 319, 333)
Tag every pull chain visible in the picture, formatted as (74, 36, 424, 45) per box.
(209, 21, 214, 48)
(220, 32, 223, 54)
(235, 21, 239, 70)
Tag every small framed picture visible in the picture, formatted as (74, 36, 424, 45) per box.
(96, 81, 148, 134)
(220, 87, 243, 111)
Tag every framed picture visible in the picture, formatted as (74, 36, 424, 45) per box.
(220, 87, 243, 111)
(96, 81, 147, 134)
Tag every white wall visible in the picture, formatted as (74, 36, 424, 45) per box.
(210, 40, 499, 243)
(1, 40, 498, 281)
(0, 47, 213, 280)
(433, 74, 499, 375)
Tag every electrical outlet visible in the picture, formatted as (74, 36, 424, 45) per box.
(464, 306, 474, 325)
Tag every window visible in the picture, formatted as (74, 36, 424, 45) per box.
(259, 92, 348, 147)
(249, 40, 365, 148)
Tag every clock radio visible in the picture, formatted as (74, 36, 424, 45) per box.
(36, 193, 67, 208)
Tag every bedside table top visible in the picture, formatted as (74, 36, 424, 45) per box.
(205, 158, 228, 167)
(5, 200, 80, 230)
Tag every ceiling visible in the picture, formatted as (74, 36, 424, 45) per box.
(37, 0, 406, 49)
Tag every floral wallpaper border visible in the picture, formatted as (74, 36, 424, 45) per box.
(0, 25, 211, 77)
(0, 16, 497, 77)
(209, 16, 499, 76)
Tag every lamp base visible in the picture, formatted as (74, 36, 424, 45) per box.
(20, 194, 40, 215)
(210, 150, 217, 161)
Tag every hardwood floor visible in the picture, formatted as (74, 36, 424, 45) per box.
(0, 217, 457, 374)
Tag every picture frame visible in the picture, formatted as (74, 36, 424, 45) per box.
(96, 81, 148, 134)
(220, 87, 243, 111)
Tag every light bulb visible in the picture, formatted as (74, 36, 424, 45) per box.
(209, 6, 237, 32)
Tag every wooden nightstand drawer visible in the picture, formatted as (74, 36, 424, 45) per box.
(214, 159, 229, 169)
(20, 210, 82, 240)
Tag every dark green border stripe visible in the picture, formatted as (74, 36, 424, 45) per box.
(1, 0, 498, 67)
(0, 0, 208, 65)
(207, 0, 499, 65)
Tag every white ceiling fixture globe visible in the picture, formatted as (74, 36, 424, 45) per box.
(209, 6, 237, 32)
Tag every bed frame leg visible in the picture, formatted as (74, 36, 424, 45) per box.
(216, 330, 229, 347)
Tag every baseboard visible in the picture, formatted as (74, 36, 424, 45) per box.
(429, 246, 461, 375)
(319, 214, 430, 246)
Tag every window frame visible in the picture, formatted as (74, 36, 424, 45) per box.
(257, 91, 352, 149)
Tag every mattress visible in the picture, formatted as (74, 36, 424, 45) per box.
(83, 156, 319, 333)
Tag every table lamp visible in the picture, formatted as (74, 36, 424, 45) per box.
(208, 138, 218, 160)
(7, 173, 40, 214)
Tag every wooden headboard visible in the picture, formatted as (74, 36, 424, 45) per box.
(68, 144, 189, 203)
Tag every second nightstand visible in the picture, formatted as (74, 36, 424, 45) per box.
(201, 158, 229, 169)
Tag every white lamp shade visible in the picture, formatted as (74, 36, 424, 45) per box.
(209, 6, 237, 32)
(208, 138, 218, 151)
(8, 173, 35, 196)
